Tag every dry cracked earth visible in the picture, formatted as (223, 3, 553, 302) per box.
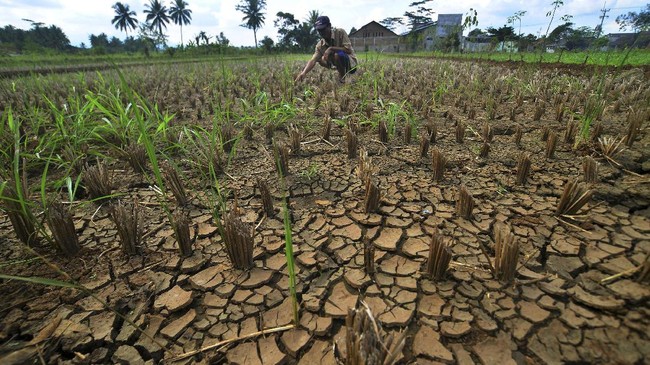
(1, 61, 649, 365)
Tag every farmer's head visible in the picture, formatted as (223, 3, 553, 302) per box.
(314, 16, 331, 37)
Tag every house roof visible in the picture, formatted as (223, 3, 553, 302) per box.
(349, 21, 399, 38)
(399, 14, 463, 36)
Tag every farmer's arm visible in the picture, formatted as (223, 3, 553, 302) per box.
(296, 46, 323, 82)
(295, 58, 318, 82)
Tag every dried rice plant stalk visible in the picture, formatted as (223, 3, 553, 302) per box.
(426, 232, 452, 281)
(220, 122, 236, 153)
(455, 122, 465, 143)
(257, 179, 274, 217)
(513, 125, 522, 147)
(289, 124, 301, 155)
(555, 178, 593, 216)
(509, 106, 517, 122)
(63, 144, 87, 175)
(590, 123, 603, 142)
(124, 143, 148, 173)
(583, 156, 598, 183)
(431, 148, 446, 182)
(47, 199, 80, 256)
(346, 128, 358, 159)
(598, 136, 625, 158)
(364, 178, 381, 213)
(356, 147, 374, 183)
(564, 121, 578, 144)
(533, 102, 544, 121)
(243, 123, 254, 141)
(322, 116, 332, 141)
(3, 183, 37, 246)
(479, 141, 490, 158)
(455, 185, 474, 220)
(419, 134, 430, 158)
(493, 224, 519, 283)
(555, 102, 565, 122)
(110, 200, 142, 255)
(516, 153, 531, 186)
(162, 161, 188, 206)
(340, 301, 406, 365)
(625, 109, 644, 147)
(265, 124, 274, 144)
(83, 162, 113, 201)
(482, 122, 492, 143)
(172, 210, 192, 257)
(545, 132, 557, 159)
(427, 121, 437, 143)
(403, 123, 412, 144)
(378, 120, 388, 143)
(364, 236, 375, 275)
(273, 142, 290, 176)
(540, 126, 549, 142)
(222, 208, 254, 269)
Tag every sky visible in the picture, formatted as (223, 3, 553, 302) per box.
(0, 0, 645, 48)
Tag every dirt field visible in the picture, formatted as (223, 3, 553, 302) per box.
(0, 57, 648, 364)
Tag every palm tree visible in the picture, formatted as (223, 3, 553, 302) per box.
(111, 2, 138, 37)
(169, 0, 192, 48)
(144, 0, 170, 37)
(235, 0, 266, 48)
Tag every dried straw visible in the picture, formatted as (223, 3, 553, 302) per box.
(273, 142, 290, 176)
(431, 148, 446, 183)
(379, 120, 388, 143)
(110, 200, 142, 255)
(516, 153, 531, 186)
(583, 156, 598, 184)
(455, 186, 474, 220)
(427, 121, 437, 143)
(257, 179, 274, 217)
(455, 122, 465, 143)
(222, 209, 254, 269)
(340, 301, 406, 365)
(426, 232, 452, 281)
(513, 125, 522, 147)
(364, 178, 381, 213)
(403, 123, 412, 144)
(289, 124, 301, 156)
(3, 183, 37, 246)
(162, 161, 188, 206)
(322, 116, 332, 141)
(545, 131, 557, 159)
(83, 162, 113, 201)
(125, 143, 148, 173)
(47, 199, 80, 256)
(555, 178, 593, 216)
(172, 210, 192, 257)
(479, 141, 490, 158)
(346, 128, 358, 159)
(493, 224, 519, 283)
(419, 134, 430, 158)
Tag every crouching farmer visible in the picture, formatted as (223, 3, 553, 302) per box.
(295, 15, 357, 84)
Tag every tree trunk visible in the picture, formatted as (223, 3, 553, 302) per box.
(253, 29, 258, 48)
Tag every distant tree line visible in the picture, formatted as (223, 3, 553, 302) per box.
(0, 1, 647, 56)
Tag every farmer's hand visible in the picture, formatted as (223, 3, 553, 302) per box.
(295, 72, 305, 82)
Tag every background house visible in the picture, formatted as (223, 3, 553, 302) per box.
(606, 32, 650, 49)
(349, 21, 401, 53)
(400, 14, 463, 51)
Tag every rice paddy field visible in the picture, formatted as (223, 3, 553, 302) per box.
(0, 55, 648, 364)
